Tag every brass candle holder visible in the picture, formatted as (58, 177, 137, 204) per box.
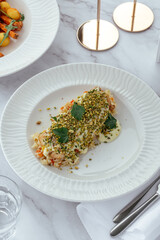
(113, 0, 154, 32)
(77, 0, 119, 51)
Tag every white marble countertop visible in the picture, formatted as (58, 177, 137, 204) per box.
(1, 0, 160, 239)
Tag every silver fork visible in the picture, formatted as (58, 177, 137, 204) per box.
(113, 175, 160, 223)
(110, 183, 160, 236)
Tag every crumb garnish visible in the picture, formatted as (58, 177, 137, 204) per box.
(36, 121, 41, 125)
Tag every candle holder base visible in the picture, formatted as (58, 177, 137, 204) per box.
(113, 2, 154, 32)
(77, 19, 119, 51)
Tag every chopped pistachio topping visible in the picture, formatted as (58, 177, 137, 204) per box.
(42, 88, 110, 163)
(36, 88, 120, 168)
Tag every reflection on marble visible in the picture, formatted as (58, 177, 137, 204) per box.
(0, 0, 160, 239)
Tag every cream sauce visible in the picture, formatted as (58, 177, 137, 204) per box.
(98, 120, 121, 143)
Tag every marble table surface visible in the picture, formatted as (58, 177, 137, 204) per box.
(1, 0, 160, 239)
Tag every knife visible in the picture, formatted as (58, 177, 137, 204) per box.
(110, 183, 160, 237)
(113, 175, 160, 223)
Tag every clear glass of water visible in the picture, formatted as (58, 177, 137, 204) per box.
(0, 175, 22, 239)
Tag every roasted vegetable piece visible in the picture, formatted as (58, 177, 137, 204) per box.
(0, 52, 4, 57)
(7, 8, 20, 20)
(0, 32, 10, 47)
(0, 1, 10, 12)
(0, 15, 23, 31)
(0, 23, 18, 39)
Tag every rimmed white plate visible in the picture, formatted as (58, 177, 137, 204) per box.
(1, 63, 160, 202)
(0, 0, 59, 77)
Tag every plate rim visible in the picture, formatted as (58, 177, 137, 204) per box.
(1, 62, 160, 202)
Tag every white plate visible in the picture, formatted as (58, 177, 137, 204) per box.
(1, 63, 160, 202)
(0, 0, 59, 77)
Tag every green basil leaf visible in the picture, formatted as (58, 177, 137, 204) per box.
(71, 102, 85, 120)
(18, 13, 25, 22)
(51, 116, 57, 121)
(53, 127, 69, 143)
(104, 113, 117, 129)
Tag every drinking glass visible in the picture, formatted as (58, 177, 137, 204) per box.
(0, 175, 22, 239)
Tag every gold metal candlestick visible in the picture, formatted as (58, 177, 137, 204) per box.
(113, 1, 154, 32)
(77, 0, 119, 51)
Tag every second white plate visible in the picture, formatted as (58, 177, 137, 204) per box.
(1, 63, 160, 201)
(0, 0, 59, 77)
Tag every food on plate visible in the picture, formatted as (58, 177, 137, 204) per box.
(32, 87, 121, 168)
(7, 8, 21, 20)
(0, 1, 10, 12)
(0, 1, 25, 57)
(0, 32, 9, 46)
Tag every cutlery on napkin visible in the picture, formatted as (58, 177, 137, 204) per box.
(113, 175, 160, 223)
(110, 184, 160, 237)
(77, 183, 160, 240)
